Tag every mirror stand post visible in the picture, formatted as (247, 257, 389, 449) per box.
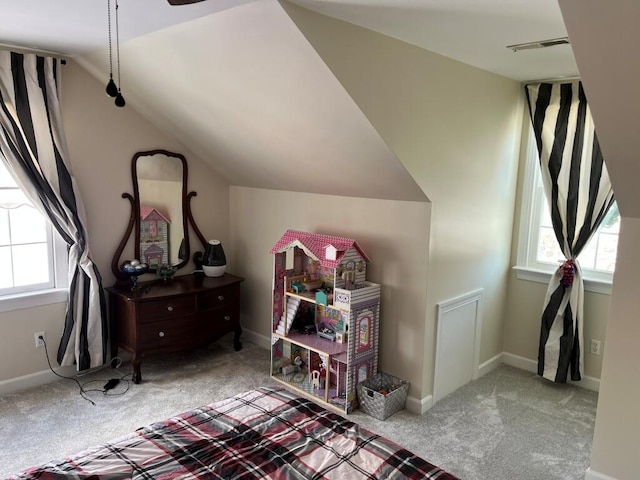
(111, 193, 136, 284)
(186, 191, 207, 271)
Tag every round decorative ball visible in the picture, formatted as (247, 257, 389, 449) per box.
(120, 260, 149, 276)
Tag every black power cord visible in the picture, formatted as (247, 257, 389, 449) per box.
(40, 335, 133, 405)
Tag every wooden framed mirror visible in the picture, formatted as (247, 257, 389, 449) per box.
(111, 149, 206, 282)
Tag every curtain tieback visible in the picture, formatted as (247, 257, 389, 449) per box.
(558, 259, 576, 287)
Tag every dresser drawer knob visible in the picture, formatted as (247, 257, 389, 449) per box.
(167, 306, 174, 312)
(159, 331, 165, 337)
(224, 315, 231, 322)
(218, 295, 225, 301)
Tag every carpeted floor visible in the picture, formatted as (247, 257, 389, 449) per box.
(0, 335, 598, 479)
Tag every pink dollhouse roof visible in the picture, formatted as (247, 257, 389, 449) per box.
(270, 229, 370, 269)
(140, 206, 170, 223)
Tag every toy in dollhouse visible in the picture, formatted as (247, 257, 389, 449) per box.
(291, 281, 305, 294)
(311, 370, 321, 389)
(291, 348, 306, 370)
(278, 348, 306, 376)
(317, 325, 336, 341)
(309, 353, 328, 390)
(316, 304, 342, 341)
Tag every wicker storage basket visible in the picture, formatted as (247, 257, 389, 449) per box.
(357, 372, 409, 420)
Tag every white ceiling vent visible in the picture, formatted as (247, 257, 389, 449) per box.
(507, 37, 570, 52)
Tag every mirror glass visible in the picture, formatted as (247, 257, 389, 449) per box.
(135, 152, 185, 270)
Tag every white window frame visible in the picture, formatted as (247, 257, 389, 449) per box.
(514, 124, 615, 295)
(0, 171, 68, 313)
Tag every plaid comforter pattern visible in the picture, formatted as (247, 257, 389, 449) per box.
(10, 387, 457, 479)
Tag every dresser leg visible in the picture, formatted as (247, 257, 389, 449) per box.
(234, 326, 243, 351)
(132, 356, 142, 384)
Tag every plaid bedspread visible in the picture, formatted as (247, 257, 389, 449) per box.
(10, 387, 457, 479)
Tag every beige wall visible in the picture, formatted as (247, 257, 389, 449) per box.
(0, 60, 230, 384)
(503, 275, 610, 379)
(283, 3, 523, 398)
(229, 186, 431, 406)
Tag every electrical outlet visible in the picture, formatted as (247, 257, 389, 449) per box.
(590, 339, 601, 356)
(34, 331, 46, 348)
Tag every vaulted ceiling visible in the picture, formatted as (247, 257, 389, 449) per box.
(0, 0, 579, 202)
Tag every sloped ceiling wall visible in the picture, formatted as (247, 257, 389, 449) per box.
(76, 0, 426, 202)
(558, 0, 640, 219)
(558, 1, 640, 478)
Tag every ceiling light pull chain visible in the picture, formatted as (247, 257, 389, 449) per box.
(114, 0, 126, 107)
(105, 0, 118, 97)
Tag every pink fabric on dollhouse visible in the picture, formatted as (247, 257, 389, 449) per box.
(270, 230, 370, 269)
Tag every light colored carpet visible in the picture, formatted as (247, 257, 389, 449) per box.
(0, 336, 597, 479)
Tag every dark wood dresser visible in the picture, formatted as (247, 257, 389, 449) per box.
(106, 272, 244, 383)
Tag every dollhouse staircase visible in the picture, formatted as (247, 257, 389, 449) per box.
(276, 296, 301, 335)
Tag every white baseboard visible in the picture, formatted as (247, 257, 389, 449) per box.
(478, 352, 504, 378)
(241, 328, 271, 350)
(0, 352, 130, 396)
(0, 362, 108, 396)
(502, 353, 600, 392)
(502, 352, 538, 372)
(585, 467, 618, 480)
(405, 393, 433, 415)
(0, 368, 67, 396)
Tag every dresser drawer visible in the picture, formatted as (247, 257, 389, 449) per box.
(138, 296, 196, 322)
(198, 285, 239, 310)
(199, 304, 240, 339)
(208, 303, 239, 325)
(138, 317, 197, 350)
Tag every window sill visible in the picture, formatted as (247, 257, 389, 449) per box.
(0, 288, 68, 313)
(513, 266, 612, 295)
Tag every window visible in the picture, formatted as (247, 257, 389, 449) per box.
(516, 125, 620, 293)
(0, 161, 67, 303)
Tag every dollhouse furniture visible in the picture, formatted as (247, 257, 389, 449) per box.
(107, 273, 244, 384)
(270, 230, 381, 414)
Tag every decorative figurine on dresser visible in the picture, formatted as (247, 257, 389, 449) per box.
(106, 150, 244, 384)
(269, 230, 381, 414)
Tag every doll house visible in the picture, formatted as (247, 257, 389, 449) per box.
(270, 229, 381, 414)
(140, 206, 170, 267)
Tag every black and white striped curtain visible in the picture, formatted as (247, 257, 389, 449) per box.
(0, 51, 108, 370)
(525, 82, 614, 383)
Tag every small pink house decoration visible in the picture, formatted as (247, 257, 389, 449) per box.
(269, 229, 381, 414)
(140, 206, 170, 267)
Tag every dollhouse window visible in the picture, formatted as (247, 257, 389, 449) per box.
(357, 316, 371, 352)
(358, 364, 368, 384)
